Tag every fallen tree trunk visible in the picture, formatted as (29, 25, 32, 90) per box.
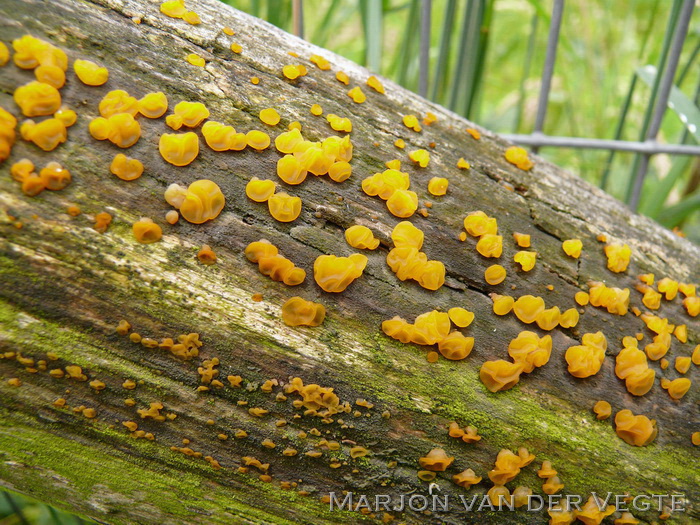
(0, 0, 698, 524)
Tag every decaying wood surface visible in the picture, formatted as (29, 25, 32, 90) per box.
(0, 0, 698, 524)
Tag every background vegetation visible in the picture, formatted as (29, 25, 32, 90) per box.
(224, 0, 700, 242)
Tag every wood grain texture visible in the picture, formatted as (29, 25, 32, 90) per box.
(0, 0, 698, 524)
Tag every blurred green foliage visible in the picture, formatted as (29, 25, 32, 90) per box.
(224, 0, 700, 242)
(0, 490, 92, 525)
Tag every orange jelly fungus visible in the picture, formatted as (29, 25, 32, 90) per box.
(508, 331, 552, 373)
(14, 81, 61, 117)
(186, 53, 205, 67)
(164, 179, 225, 224)
(168, 101, 209, 129)
(245, 240, 306, 286)
(512, 232, 530, 248)
(427, 177, 448, 196)
(366, 75, 384, 93)
(160, 0, 187, 17)
(504, 146, 534, 170)
(1, 109, 16, 161)
(73, 59, 109, 86)
(345, 225, 380, 250)
(283, 64, 307, 80)
(347, 86, 366, 104)
(313, 254, 368, 293)
(282, 297, 326, 327)
(604, 243, 631, 273)
(453, 469, 482, 488)
(335, 71, 350, 84)
(309, 54, 330, 70)
(408, 149, 430, 167)
(657, 277, 679, 300)
(132, 218, 163, 244)
(99, 90, 138, 117)
(663, 378, 691, 400)
(94, 212, 112, 233)
(485, 264, 506, 285)
(476, 234, 503, 258)
(138, 92, 168, 118)
(438, 332, 475, 360)
(110, 154, 143, 181)
(479, 360, 524, 392)
(21, 118, 67, 151)
(615, 344, 655, 396)
(259, 108, 281, 126)
(589, 282, 629, 315)
(326, 113, 352, 132)
(245, 177, 276, 202)
(491, 294, 515, 315)
(456, 157, 470, 169)
(593, 400, 611, 420)
(197, 245, 217, 265)
(159, 132, 199, 166)
(448, 307, 474, 328)
(387, 222, 445, 290)
(268, 192, 301, 222)
(565, 331, 607, 378)
(418, 448, 454, 472)
(39, 161, 71, 190)
(246, 130, 271, 150)
(562, 239, 582, 258)
(201, 121, 237, 151)
(488, 449, 522, 485)
(512, 295, 545, 324)
(614, 409, 657, 446)
(54, 107, 77, 127)
(514, 251, 536, 271)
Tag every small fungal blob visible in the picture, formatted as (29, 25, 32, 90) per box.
(138, 92, 168, 118)
(133, 218, 163, 244)
(259, 108, 281, 126)
(246, 130, 271, 150)
(245, 240, 306, 286)
(366, 75, 384, 93)
(484, 264, 506, 285)
(347, 86, 366, 104)
(99, 90, 139, 117)
(565, 331, 607, 378)
(448, 307, 474, 328)
(562, 239, 582, 258)
(268, 192, 301, 222)
(110, 154, 143, 181)
(476, 234, 503, 258)
(508, 331, 552, 373)
(614, 409, 657, 446)
(504, 146, 534, 170)
(164, 180, 225, 224)
(438, 332, 474, 360)
(427, 177, 448, 196)
(513, 295, 545, 324)
(604, 244, 631, 273)
(480, 360, 524, 392)
(14, 81, 61, 117)
(39, 162, 71, 190)
(593, 400, 611, 420)
(21, 118, 67, 151)
(282, 297, 326, 327)
(514, 251, 537, 271)
(345, 225, 379, 250)
(408, 149, 430, 167)
(159, 132, 199, 166)
(197, 245, 217, 265)
(418, 448, 454, 472)
(245, 177, 276, 202)
(453, 469, 481, 488)
(73, 59, 109, 86)
(314, 254, 368, 293)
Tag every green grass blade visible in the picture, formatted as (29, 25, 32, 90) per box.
(359, 0, 383, 73)
(658, 191, 700, 227)
(266, 0, 291, 31)
(430, 0, 457, 103)
(600, 74, 638, 191)
(394, 0, 420, 89)
(513, 14, 539, 132)
(468, 0, 494, 120)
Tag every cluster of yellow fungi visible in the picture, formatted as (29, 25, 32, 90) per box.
(10, 159, 71, 196)
(160, 0, 201, 24)
(386, 221, 445, 290)
(362, 164, 419, 218)
(565, 331, 607, 379)
(164, 180, 225, 224)
(281, 297, 326, 327)
(504, 146, 534, 170)
(245, 240, 306, 286)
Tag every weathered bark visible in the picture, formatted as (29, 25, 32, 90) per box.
(0, 1, 698, 524)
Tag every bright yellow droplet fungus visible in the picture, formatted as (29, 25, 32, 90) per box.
(504, 146, 534, 170)
(464, 211, 498, 237)
(159, 132, 199, 166)
(99, 90, 139, 118)
(268, 192, 301, 222)
(593, 400, 611, 420)
(345, 225, 380, 250)
(110, 154, 143, 181)
(39, 161, 71, 190)
(418, 448, 454, 472)
(427, 177, 448, 196)
(245, 240, 306, 286)
(245, 177, 276, 202)
(313, 253, 368, 293)
(514, 251, 536, 271)
(604, 243, 631, 273)
(73, 59, 109, 86)
(347, 86, 366, 104)
(484, 264, 506, 285)
(259, 108, 281, 126)
(21, 118, 67, 151)
(562, 239, 582, 258)
(480, 360, 524, 392)
(132, 217, 162, 244)
(164, 179, 225, 224)
(14, 81, 61, 117)
(614, 409, 657, 446)
(281, 297, 325, 328)
(565, 331, 607, 378)
(508, 331, 552, 373)
(408, 148, 429, 167)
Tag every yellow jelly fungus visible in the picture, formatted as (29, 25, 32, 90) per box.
(513, 295, 545, 324)
(347, 86, 366, 104)
(657, 277, 679, 300)
(326, 113, 352, 132)
(132, 218, 162, 244)
(12, 35, 67, 71)
(362, 168, 410, 200)
(418, 448, 454, 472)
(562, 239, 582, 258)
(365, 75, 385, 94)
(614, 410, 657, 446)
(456, 157, 471, 170)
(512, 232, 530, 248)
(172, 101, 210, 128)
(0, 42, 8, 66)
(94, 212, 112, 233)
(283, 64, 304, 80)
(164, 179, 225, 224)
(393, 139, 406, 150)
(514, 251, 536, 271)
(453, 469, 481, 488)
(408, 149, 430, 167)
(508, 331, 552, 373)
(109, 153, 143, 180)
(99, 90, 139, 118)
(593, 400, 611, 420)
(260, 108, 281, 126)
(328, 161, 352, 183)
(159, 132, 199, 166)
(314, 254, 368, 293)
(491, 294, 514, 315)
(21, 173, 45, 196)
(161, 0, 187, 17)
(604, 243, 631, 273)
(282, 297, 326, 327)
(276, 155, 307, 185)
(223, 26, 235, 35)
(573, 291, 589, 306)
(664, 378, 691, 400)
(11, 159, 34, 182)
(463, 211, 498, 237)
(480, 360, 524, 392)
(691, 344, 700, 366)
(73, 59, 109, 86)
(183, 11, 201, 24)
(165, 210, 179, 224)
(245, 177, 276, 202)
(386, 189, 418, 218)
(310, 104, 323, 116)
(246, 130, 271, 150)
(230, 43, 242, 54)
(678, 282, 696, 297)
(245, 241, 306, 285)
(309, 54, 331, 70)
(35, 64, 65, 89)
(268, 192, 301, 222)
(54, 107, 77, 127)
(105, 113, 141, 148)
(275, 128, 303, 154)
(201, 121, 236, 151)
(39, 161, 70, 190)
(692, 432, 700, 446)
(186, 53, 205, 67)
(504, 146, 534, 170)
(138, 91, 168, 118)
(22, 118, 67, 151)
(615, 346, 655, 396)
(636, 284, 661, 310)
(250, 77, 259, 85)
(427, 177, 448, 196)
(683, 296, 699, 317)
(335, 70, 350, 84)
(487, 486, 511, 507)
(402, 114, 421, 132)
(565, 331, 607, 378)
(345, 225, 379, 250)
(423, 112, 437, 126)
(383, 317, 416, 346)
(438, 332, 474, 360)
(559, 308, 579, 328)
(448, 307, 474, 328)
(542, 476, 564, 496)
(588, 282, 630, 315)
(14, 81, 61, 117)
(485, 264, 506, 285)
(476, 234, 503, 258)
